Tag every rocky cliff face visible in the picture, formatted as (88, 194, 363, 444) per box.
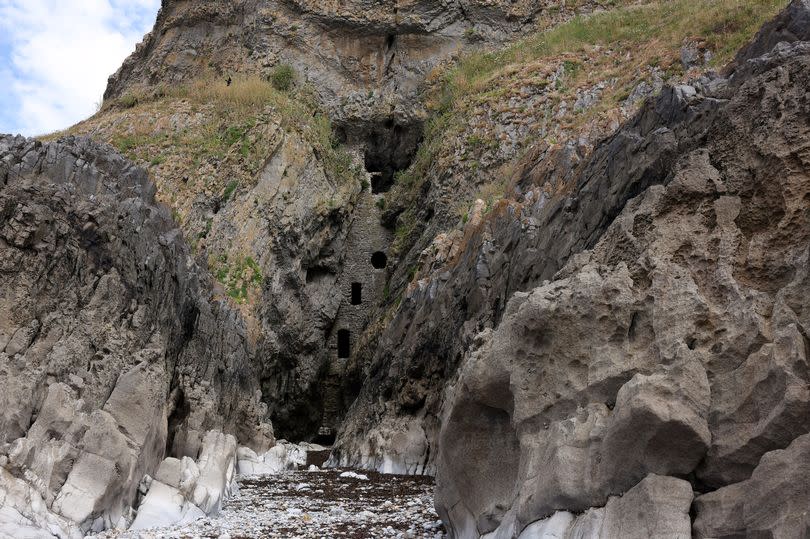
(105, 0, 590, 114)
(3, 1, 810, 538)
(64, 0, 611, 444)
(331, 0, 810, 536)
(436, 34, 810, 535)
(0, 135, 271, 535)
(329, 0, 796, 473)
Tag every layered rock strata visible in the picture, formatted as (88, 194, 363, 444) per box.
(434, 11, 810, 537)
(0, 135, 272, 536)
(105, 0, 600, 130)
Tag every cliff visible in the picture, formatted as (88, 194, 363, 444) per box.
(2, 0, 809, 537)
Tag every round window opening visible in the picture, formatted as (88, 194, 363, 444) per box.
(371, 251, 388, 269)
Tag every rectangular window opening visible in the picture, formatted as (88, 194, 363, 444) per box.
(337, 330, 351, 359)
(351, 282, 362, 305)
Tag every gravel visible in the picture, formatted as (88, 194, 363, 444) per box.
(92, 469, 446, 539)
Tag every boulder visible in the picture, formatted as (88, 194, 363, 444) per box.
(487, 475, 693, 539)
(130, 430, 237, 530)
(694, 433, 810, 538)
(236, 440, 312, 476)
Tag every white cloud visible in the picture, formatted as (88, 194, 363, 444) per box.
(0, 0, 160, 136)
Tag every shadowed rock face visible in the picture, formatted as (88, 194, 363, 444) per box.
(0, 135, 272, 535)
(434, 21, 810, 539)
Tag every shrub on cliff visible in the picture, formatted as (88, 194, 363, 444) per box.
(271, 64, 295, 92)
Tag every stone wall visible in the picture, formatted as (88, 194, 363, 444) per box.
(321, 190, 392, 435)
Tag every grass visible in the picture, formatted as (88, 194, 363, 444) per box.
(439, 0, 783, 104)
(222, 180, 239, 202)
(210, 253, 264, 304)
(47, 74, 364, 311)
(271, 64, 296, 92)
(385, 0, 785, 258)
(102, 75, 360, 185)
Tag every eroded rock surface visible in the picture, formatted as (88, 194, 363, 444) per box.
(0, 135, 272, 536)
(104, 0, 601, 130)
(435, 23, 810, 537)
(694, 433, 810, 538)
(4, 1, 810, 538)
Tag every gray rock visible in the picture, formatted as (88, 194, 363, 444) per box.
(0, 135, 271, 536)
(431, 14, 810, 534)
(729, 0, 810, 71)
(694, 433, 810, 538)
(491, 475, 693, 539)
(130, 430, 237, 530)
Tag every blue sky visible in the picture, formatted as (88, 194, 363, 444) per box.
(0, 0, 160, 136)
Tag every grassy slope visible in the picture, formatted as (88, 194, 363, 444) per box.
(386, 0, 785, 255)
(47, 76, 362, 305)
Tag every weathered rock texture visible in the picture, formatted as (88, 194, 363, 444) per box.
(0, 135, 272, 535)
(4, 1, 810, 538)
(104, 0, 601, 131)
(73, 0, 608, 444)
(433, 8, 810, 536)
(131, 431, 238, 530)
(328, 1, 789, 475)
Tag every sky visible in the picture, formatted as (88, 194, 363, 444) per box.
(0, 0, 160, 137)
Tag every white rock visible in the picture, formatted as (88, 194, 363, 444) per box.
(339, 471, 369, 481)
(237, 441, 314, 476)
(0, 468, 82, 539)
(518, 512, 575, 538)
(130, 430, 236, 530)
(129, 481, 206, 530)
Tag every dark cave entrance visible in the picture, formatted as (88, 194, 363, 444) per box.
(351, 282, 362, 305)
(335, 118, 423, 195)
(337, 329, 351, 358)
(313, 430, 336, 447)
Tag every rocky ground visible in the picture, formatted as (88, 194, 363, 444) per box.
(94, 467, 445, 539)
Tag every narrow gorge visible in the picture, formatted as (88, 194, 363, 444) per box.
(2, 0, 810, 538)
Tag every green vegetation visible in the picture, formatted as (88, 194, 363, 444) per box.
(210, 253, 264, 304)
(386, 0, 784, 257)
(222, 180, 239, 202)
(270, 64, 296, 92)
(391, 209, 417, 256)
(112, 133, 154, 153)
(118, 93, 140, 109)
(92, 75, 361, 191)
(198, 219, 213, 240)
(440, 0, 782, 104)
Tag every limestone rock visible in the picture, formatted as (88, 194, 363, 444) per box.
(0, 468, 82, 539)
(693, 433, 810, 538)
(0, 135, 270, 536)
(236, 440, 313, 476)
(432, 5, 810, 535)
(130, 430, 237, 530)
(105, 0, 600, 131)
(507, 475, 692, 539)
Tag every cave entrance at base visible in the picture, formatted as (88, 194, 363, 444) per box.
(314, 426, 337, 446)
(337, 329, 351, 358)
